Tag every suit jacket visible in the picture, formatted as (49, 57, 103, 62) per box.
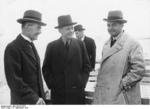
(93, 32, 145, 104)
(4, 34, 45, 104)
(84, 36, 96, 70)
(42, 37, 90, 104)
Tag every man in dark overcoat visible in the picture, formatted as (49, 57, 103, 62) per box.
(4, 10, 46, 104)
(74, 24, 96, 71)
(42, 15, 91, 104)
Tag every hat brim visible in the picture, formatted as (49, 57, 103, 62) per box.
(74, 28, 85, 31)
(54, 22, 77, 29)
(17, 18, 46, 26)
(103, 18, 127, 23)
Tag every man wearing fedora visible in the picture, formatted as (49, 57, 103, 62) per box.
(74, 24, 96, 89)
(42, 15, 91, 104)
(74, 24, 96, 72)
(93, 10, 145, 104)
(4, 10, 46, 104)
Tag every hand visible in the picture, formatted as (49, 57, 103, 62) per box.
(92, 69, 96, 72)
(120, 80, 131, 91)
(36, 98, 45, 105)
(45, 89, 51, 100)
(123, 85, 131, 91)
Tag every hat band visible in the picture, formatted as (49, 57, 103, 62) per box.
(59, 23, 75, 27)
(24, 16, 41, 21)
(107, 16, 123, 20)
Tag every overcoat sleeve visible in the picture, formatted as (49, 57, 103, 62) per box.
(122, 42, 145, 87)
(80, 41, 91, 74)
(42, 44, 53, 89)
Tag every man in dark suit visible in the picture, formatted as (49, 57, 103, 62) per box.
(42, 15, 91, 104)
(4, 10, 46, 104)
(74, 25, 96, 71)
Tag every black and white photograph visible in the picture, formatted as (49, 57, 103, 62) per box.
(0, 0, 150, 107)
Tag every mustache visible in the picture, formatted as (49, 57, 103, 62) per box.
(108, 29, 116, 32)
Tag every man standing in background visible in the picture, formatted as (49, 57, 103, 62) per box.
(74, 24, 96, 84)
(74, 24, 96, 71)
(42, 15, 91, 104)
(4, 10, 46, 104)
(93, 10, 145, 104)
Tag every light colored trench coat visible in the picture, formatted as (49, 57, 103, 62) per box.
(93, 32, 145, 104)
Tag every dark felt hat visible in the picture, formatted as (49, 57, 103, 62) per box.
(17, 10, 46, 26)
(55, 15, 77, 29)
(74, 24, 85, 31)
(103, 10, 127, 23)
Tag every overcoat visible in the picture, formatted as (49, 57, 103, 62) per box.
(4, 35, 45, 104)
(42, 37, 90, 104)
(93, 32, 145, 104)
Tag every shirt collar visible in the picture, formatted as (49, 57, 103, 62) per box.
(21, 33, 32, 43)
(61, 36, 71, 45)
(81, 35, 85, 41)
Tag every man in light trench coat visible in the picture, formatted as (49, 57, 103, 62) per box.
(93, 10, 145, 104)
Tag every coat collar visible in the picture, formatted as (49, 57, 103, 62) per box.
(58, 37, 78, 62)
(101, 32, 128, 63)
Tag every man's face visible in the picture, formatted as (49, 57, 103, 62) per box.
(59, 25, 74, 39)
(75, 31, 84, 40)
(25, 22, 41, 41)
(107, 21, 123, 37)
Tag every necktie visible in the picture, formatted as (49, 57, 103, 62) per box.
(30, 42, 39, 61)
(111, 38, 116, 47)
(65, 40, 69, 50)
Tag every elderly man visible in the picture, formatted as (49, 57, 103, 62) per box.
(93, 10, 145, 104)
(42, 15, 91, 104)
(4, 10, 46, 104)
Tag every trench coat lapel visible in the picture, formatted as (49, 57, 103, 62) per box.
(101, 32, 127, 63)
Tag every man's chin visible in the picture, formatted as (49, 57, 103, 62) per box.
(109, 33, 117, 37)
(32, 37, 38, 41)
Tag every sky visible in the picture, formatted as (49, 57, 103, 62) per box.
(0, 0, 150, 82)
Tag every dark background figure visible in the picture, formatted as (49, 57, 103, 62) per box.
(42, 15, 91, 104)
(74, 24, 96, 71)
(74, 24, 96, 85)
(4, 10, 46, 104)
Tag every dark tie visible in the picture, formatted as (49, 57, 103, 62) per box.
(65, 40, 69, 50)
(111, 38, 116, 47)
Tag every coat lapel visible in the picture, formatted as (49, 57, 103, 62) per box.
(67, 38, 77, 62)
(16, 35, 37, 63)
(101, 32, 127, 63)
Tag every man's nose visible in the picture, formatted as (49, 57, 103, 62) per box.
(38, 29, 41, 34)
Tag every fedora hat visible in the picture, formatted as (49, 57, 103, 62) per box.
(103, 10, 127, 23)
(74, 24, 85, 31)
(17, 10, 46, 26)
(55, 15, 77, 29)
